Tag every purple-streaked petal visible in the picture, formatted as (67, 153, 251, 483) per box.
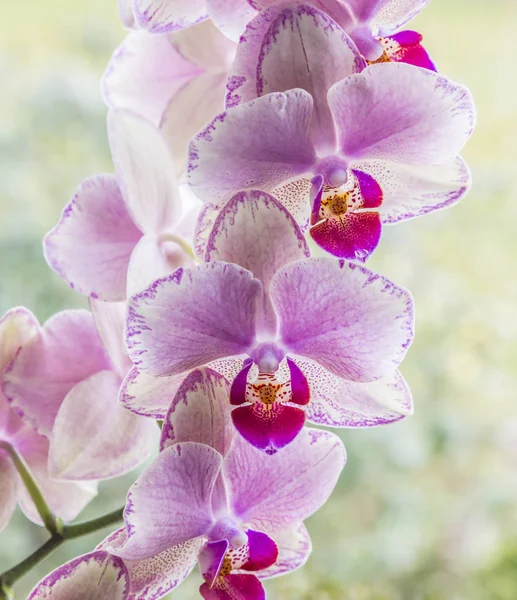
(43, 175, 142, 302)
(19, 436, 97, 524)
(205, 190, 309, 333)
(90, 299, 131, 378)
(98, 528, 203, 600)
(356, 157, 471, 223)
(161, 368, 234, 457)
(295, 359, 413, 427)
(193, 201, 224, 259)
(127, 263, 260, 377)
(108, 109, 181, 233)
(329, 63, 475, 164)
(0, 455, 18, 532)
(49, 370, 158, 480)
(310, 211, 382, 260)
(112, 442, 221, 560)
(232, 403, 306, 455)
(224, 428, 345, 530)
(256, 523, 311, 579)
(133, 0, 208, 33)
(102, 31, 201, 126)
(4, 310, 111, 437)
(373, 0, 432, 34)
(228, 3, 365, 153)
(200, 574, 265, 600)
(271, 258, 414, 382)
(120, 367, 188, 419)
(188, 90, 316, 203)
(199, 539, 228, 586)
(241, 530, 278, 572)
(27, 551, 130, 600)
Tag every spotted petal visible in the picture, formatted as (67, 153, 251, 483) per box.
(133, 0, 208, 33)
(27, 551, 130, 600)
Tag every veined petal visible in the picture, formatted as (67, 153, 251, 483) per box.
(99, 528, 203, 600)
(295, 359, 413, 427)
(112, 442, 222, 560)
(205, 190, 309, 333)
(27, 551, 130, 600)
(108, 109, 182, 233)
(227, 2, 365, 153)
(224, 428, 345, 531)
(161, 368, 234, 457)
(102, 31, 202, 126)
(43, 175, 142, 302)
(49, 371, 158, 480)
(256, 523, 311, 579)
(120, 367, 188, 419)
(133, 0, 208, 33)
(188, 90, 317, 203)
(127, 263, 260, 377)
(271, 258, 414, 382)
(4, 310, 111, 437)
(329, 63, 475, 164)
(356, 157, 471, 223)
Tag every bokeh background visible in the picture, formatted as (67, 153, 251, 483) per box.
(1, 0, 517, 598)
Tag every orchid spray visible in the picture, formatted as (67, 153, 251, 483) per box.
(0, 0, 474, 598)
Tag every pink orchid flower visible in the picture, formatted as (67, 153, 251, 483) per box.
(122, 190, 413, 454)
(29, 367, 342, 600)
(189, 4, 475, 261)
(3, 302, 158, 481)
(102, 21, 235, 175)
(0, 308, 96, 531)
(44, 109, 195, 302)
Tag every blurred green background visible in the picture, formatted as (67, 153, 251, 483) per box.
(1, 0, 517, 598)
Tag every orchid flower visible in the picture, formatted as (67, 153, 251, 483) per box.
(102, 21, 235, 175)
(0, 308, 97, 531)
(117, 0, 432, 65)
(29, 367, 342, 599)
(44, 109, 194, 302)
(123, 190, 413, 453)
(189, 5, 475, 261)
(3, 303, 158, 481)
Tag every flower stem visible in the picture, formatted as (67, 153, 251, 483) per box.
(0, 507, 124, 598)
(0, 441, 60, 536)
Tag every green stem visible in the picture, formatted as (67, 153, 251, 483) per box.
(0, 441, 59, 535)
(0, 507, 124, 597)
